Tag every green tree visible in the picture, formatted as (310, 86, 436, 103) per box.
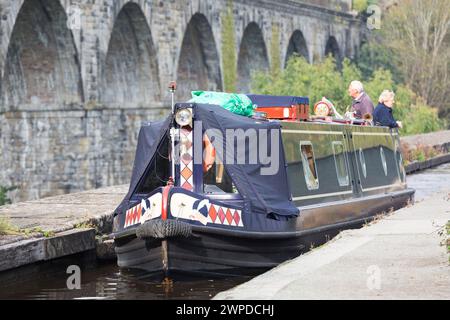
(253, 56, 360, 114)
(221, 0, 237, 92)
(381, 0, 450, 119)
(0, 186, 15, 206)
(353, 0, 369, 12)
(356, 41, 402, 83)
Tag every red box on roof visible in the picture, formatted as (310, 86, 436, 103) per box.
(248, 94, 310, 121)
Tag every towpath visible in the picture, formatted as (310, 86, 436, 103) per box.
(0, 185, 127, 272)
(214, 191, 450, 300)
(401, 130, 450, 151)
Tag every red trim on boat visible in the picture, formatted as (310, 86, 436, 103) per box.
(161, 185, 172, 221)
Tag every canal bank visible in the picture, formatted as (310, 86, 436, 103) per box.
(402, 130, 450, 174)
(0, 186, 127, 272)
(214, 190, 450, 300)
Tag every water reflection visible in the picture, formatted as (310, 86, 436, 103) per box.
(0, 258, 255, 300)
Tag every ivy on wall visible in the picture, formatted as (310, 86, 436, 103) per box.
(221, 0, 237, 92)
(270, 22, 281, 78)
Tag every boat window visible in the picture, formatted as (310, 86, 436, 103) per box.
(332, 141, 349, 187)
(299, 141, 319, 190)
(380, 146, 387, 176)
(136, 134, 171, 194)
(359, 148, 367, 178)
(203, 163, 235, 194)
(202, 134, 236, 194)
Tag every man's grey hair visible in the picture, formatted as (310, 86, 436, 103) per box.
(349, 80, 364, 93)
(378, 90, 395, 103)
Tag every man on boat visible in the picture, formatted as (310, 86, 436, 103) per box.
(347, 80, 374, 119)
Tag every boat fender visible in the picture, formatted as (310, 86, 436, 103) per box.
(136, 219, 192, 239)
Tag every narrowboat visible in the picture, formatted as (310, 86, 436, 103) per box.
(111, 93, 414, 276)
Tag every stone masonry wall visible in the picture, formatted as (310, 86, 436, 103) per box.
(0, 0, 363, 202)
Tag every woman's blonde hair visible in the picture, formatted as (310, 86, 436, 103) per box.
(379, 90, 395, 104)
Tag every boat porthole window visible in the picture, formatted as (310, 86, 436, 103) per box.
(380, 146, 387, 176)
(332, 141, 349, 187)
(299, 141, 319, 190)
(359, 148, 367, 178)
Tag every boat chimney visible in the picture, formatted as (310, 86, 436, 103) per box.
(169, 81, 177, 114)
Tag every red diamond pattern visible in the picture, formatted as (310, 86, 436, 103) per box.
(218, 207, 225, 223)
(209, 205, 217, 223)
(233, 210, 240, 226)
(226, 208, 233, 225)
(182, 181, 193, 191)
(179, 126, 193, 191)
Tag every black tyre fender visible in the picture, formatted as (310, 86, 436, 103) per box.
(136, 219, 192, 239)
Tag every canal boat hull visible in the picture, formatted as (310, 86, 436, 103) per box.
(113, 188, 414, 275)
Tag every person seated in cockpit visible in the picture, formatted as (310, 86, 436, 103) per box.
(373, 90, 402, 129)
(202, 134, 234, 194)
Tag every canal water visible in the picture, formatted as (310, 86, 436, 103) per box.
(0, 163, 449, 300)
(406, 162, 450, 201)
(0, 254, 257, 300)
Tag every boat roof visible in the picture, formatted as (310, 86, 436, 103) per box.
(247, 94, 309, 107)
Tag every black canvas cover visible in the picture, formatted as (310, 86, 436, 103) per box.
(115, 104, 299, 220)
(194, 103, 299, 219)
(114, 116, 171, 215)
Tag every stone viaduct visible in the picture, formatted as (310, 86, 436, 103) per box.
(0, 0, 363, 202)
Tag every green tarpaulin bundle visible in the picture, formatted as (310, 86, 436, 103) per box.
(189, 91, 256, 117)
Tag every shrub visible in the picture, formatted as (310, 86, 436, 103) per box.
(0, 217, 19, 236)
(0, 186, 15, 207)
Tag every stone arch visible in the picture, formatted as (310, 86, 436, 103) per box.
(237, 22, 269, 93)
(1, 0, 83, 110)
(176, 13, 222, 100)
(101, 2, 160, 108)
(285, 30, 309, 66)
(325, 36, 342, 67)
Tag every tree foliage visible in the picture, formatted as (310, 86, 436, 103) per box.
(0, 186, 14, 206)
(380, 0, 450, 118)
(352, 0, 369, 12)
(356, 41, 402, 83)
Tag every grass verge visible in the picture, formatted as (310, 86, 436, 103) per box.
(0, 217, 20, 236)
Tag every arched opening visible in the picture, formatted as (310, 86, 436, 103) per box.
(1, 0, 83, 110)
(176, 13, 222, 100)
(325, 36, 342, 68)
(237, 22, 269, 93)
(102, 3, 160, 108)
(285, 30, 309, 66)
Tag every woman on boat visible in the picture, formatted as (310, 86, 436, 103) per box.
(373, 90, 402, 128)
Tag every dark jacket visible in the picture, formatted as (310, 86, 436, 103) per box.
(352, 92, 374, 119)
(373, 103, 398, 128)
